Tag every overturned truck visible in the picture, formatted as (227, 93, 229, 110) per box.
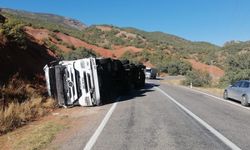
(43, 58, 145, 107)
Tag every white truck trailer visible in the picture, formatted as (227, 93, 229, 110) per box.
(44, 58, 145, 107)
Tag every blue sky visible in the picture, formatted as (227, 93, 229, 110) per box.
(1, 0, 250, 46)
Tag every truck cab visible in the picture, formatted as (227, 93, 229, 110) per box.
(43, 58, 101, 107)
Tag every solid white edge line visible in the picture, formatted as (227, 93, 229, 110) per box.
(181, 86, 250, 111)
(83, 97, 120, 150)
(155, 87, 242, 150)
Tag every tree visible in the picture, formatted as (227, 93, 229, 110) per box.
(220, 52, 250, 85)
(62, 47, 97, 60)
(167, 60, 192, 75)
(184, 70, 211, 87)
(1, 18, 27, 48)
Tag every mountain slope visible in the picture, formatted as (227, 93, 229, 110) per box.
(1, 8, 240, 83)
(0, 15, 56, 84)
(80, 25, 221, 65)
(1, 8, 221, 58)
(222, 40, 250, 54)
(1, 8, 86, 30)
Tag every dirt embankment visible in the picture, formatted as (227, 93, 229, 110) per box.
(187, 59, 224, 80)
(0, 33, 56, 84)
(25, 26, 143, 58)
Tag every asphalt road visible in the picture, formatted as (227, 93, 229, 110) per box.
(61, 79, 250, 150)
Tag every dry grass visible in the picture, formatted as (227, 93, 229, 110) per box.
(0, 98, 56, 135)
(162, 79, 184, 85)
(161, 76, 185, 85)
(0, 79, 57, 135)
(14, 122, 64, 150)
(161, 76, 224, 97)
(193, 87, 224, 97)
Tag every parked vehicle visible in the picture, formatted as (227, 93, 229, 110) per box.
(223, 80, 250, 106)
(44, 58, 145, 107)
(145, 67, 157, 79)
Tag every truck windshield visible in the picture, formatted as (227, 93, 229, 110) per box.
(75, 70, 82, 97)
(87, 74, 92, 89)
(83, 72, 89, 93)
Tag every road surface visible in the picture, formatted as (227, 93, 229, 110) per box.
(56, 79, 250, 150)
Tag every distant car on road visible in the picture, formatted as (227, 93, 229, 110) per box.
(145, 67, 157, 79)
(223, 80, 250, 106)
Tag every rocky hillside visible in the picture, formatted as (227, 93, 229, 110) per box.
(0, 14, 56, 84)
(1, 8, 86, 30)
(2, 8, 250, 83)
(222, 40, 250, 54)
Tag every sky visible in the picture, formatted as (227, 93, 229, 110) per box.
(1, 0, 250, 46)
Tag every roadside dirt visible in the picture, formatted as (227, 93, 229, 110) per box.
(25, 26, 143, 58)
(112, 45, 143, 57)
(187, 59, 224, 80)
(47, 105, 110, 150)
(24, 27, 50, 41)
(161, 76, 224, 97)
(0, 31, 56, 83)
(0, 105, 110, 150)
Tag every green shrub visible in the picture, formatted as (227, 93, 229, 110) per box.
(48, 44, 59, 53)
(148, 49, 171, 72)
(0, 18, 27, 48)
(66, 44, 76, 50)
(220, 69, 250, 86)
(42, 39, 62, 55)
(3, 12, 85, 45)
(184, 70, 212, 87)
(49, 32, 61, 41)
(62, 47, 97, 60)
(120, 51, 140, 64)
(103, 43, 112, 49)
(220, 52, 250, 85)
(58, 41, 75, 50)
(167, 60, 192, 75)
(140, 49, 151, 61)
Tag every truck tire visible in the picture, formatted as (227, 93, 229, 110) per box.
(99, 58, 112, 64)
(121, 59, 129, 65)
(113, 60, 123, 71)
(123, 64, 130, 70)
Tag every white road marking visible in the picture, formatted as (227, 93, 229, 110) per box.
(181, 86, 250, 111)
(155, 87, 242, 150)
(83, 97, 120, 150)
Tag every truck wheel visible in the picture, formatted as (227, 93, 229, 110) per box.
(113, 60, 122, 71)
(123, 64, 130, 69)
(121, 59, 129, 65)
(99, 58, 111, 64)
